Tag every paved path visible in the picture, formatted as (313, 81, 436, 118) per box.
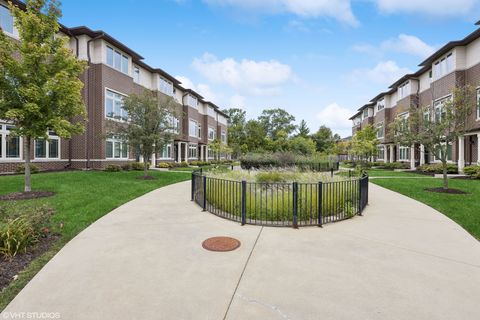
(2, 182, 480, 320)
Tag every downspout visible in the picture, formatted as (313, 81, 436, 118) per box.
(85, 33, 104, 169)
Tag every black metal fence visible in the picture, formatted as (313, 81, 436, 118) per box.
(192, 171, 369, 228)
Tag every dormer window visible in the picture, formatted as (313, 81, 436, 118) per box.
(0, 4, 14, 35)
(433, 53, 453, 80)
(106, 46, 129, 74)
(187, 95, 198, 109)
(377, 99, 385, 112)
(398, 81, 410, 99)
(363, 109, 369, 119)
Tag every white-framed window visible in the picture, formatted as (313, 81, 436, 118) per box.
(160, 144, 173, 159)
(397, 112, 409, 132)
(0, 4, 14, 35)
(133, 66, 140, 84)
(198, 124, 202, 139)
(423, 107, 431, 122)
(221, 131, 226, 143)
(34, 131, 60, 160)
(353, 116, 361, 126)
(476, 88, 480, 120)
(207, 107, 215, 117)
(362, 109, 369, 119)
(398, 81, 410, 99)
(208, 127, 215, 141)
(433, 53, 454, 80)
(188, 143, 198, 159)
(159, 77, 174, 96)
(399, 146, 410, 161)
(106, 46, 129, 74)
(207, 148, 215, 159)
(434, 95, 451, 122)
(168, 115, 180, 134)
(433, 142, 453, 162)
(0, 124, 21, 160)
(189, 119, 199, 138)
(376, 122, 384, 139)
(105, 89, 128, 121)
(377, 146, 385, 160)
(377, 99, 385, 112)
(106, 136, 128, 159)
(186, 95, 198, 109)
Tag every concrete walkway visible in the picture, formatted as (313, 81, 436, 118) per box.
(2, 182, 480, 320)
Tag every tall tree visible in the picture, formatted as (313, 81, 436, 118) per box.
(110, 92, 176, 179)
(0, 0, 87, 192)
(311, 125, 336, 153)
(349, 125, 379, 166)
(223, 108, 246, 158)
(258, 108, 296, 140)
(393, 85, 477, 190)
(244, 120, 267, 152)
(296, 120, 310, 138)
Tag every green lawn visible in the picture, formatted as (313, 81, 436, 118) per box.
(339, 168, 428, 178)
(371, 176, 480, 240)
(0, 170, 190, 310)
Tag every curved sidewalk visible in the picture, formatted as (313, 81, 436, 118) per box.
(2, 182, 480, 320)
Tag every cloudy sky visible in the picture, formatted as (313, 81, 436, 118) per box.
(60, 0, 480, 137)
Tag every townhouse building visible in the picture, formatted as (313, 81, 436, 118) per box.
(0, 0, 228, 173)
(349, 21, 480, 172)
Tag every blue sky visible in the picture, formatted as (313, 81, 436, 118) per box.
(59, 0, 480, 137)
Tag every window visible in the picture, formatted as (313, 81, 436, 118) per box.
(434, 143, 453, 162)
(423, 109, 430, 122)
(105, 89, 128, 121)
(0, 4, 13, 34)
(221, 131, 226, 143)
(399, 146, 410, 161)
(433, 53, 453, 79)
(161, 144, 172, 159)
(208, 127, 215, 140)
(434, 96, 451, 122)
(207, 107, 216, 117)
(159, 77, 174, 96)
(362, 109, 369, 119)
(376, 122, 384, 139)
(34, 132, 60, 159)
(353, 116, 361, 126)
(169, 116, 180, 134)
(106, 136, 128, 159)
(133, 67, 140, 84)
(208, 148, 215, 159)
(187, 95, 198, 109)
(188, 143, 198, 159)
(477, 88, 480, 120)
(189, 119, 198, 138)
(0, 124, 21, 159)
(377, 99, 385, 112)
(377, 146, 385, 160)
(106, 46, 129, 74)
(398, 81, 410, 99)
(397, 113, 409, 133)
(198, 124, 202, 139)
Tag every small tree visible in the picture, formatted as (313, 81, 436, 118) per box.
(296, 120, 310, 138)
(349, 125, 379, 167)
(209, 138, 233, 161)
(110, 91, 177, 179)
(393, 85, 476, 190)
(0, 0, 87, 192)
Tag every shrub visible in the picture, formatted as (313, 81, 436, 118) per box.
(374, 162, 410, 170)
(255, 172, 288, 184)
(157, 162, 172, 169)
(179, 161, 189, 168)
(15, 164, 40, 174)
(241, 152, 334, 171)
(464, 165, 480, 178)
(121, 163, 132, 171)
(131, 162, 146, 171)
(418, 163, 458, 174)
(105, 165, 122, 172)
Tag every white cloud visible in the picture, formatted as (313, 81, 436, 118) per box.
(373, 0, 479, 16)
(316, 103, 353, 137)
(229, 94, 246, 108)
(353, 34, 435, 59)
(348, 60, 412, 85)
(192, 53, 294, 96)
(175, 75, 218, 102)
(203, 0, 359, 26)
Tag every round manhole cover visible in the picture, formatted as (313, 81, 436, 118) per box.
(202, 237, 241, 252)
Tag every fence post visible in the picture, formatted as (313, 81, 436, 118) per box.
(241, 180, 247, 226)
(358, 176, 363, 216)
(317, 181, 323, 227)
(330, 168, 334, 178)
(202, 175, 207, 212)
(292, 182, 298, 229)
(231, 165, 234, 171)
(191, 173, 195, 201)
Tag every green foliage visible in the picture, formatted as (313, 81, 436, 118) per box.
(15, 164, 40, 174)
(311, 125, 337, 153)
(0, 0, 88, 192)
(296, 120, 310, 138)
(287, 136, 317, 155)
(258, 108, 296, 140)
(255, 172, 288, 184)
(130, 162, 146, 171)
(240, 152, 334, 171)
(157, 162, 173, 169)
(105, 165, 122, 172)
(373, 162, 410, 170)
(463, 165, 480, 178)
(418, 163, 458, 174)
(349, 125, 379, 160)
(223, 108, 246, 158)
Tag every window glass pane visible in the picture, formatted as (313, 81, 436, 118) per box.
(6, 136, 19, 158)
(106, 98, 113, 117)
(114, 51, 121, 70)
(0, 5, 14, 34)
(106, 141, 113, 158)
(134, 68, 140, 83)
(122, 142, 128, 158)
(49, 139, 59, 158)
(35, 139, 46, 158)
(114, 142, 121, 158)
(0, 133, 2, 158)
(106, 47, 114, 67)
(121, 55, 129, 74)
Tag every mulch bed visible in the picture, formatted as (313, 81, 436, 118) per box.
(424, 188, 468, 194)
(136, 176, 156, 180)
(0, 191, 56, 201)
(0, 233, 60, 292)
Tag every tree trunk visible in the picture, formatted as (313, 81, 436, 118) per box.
(24, 136, 32, 193)
(143, 153, 149, 178)
(442, 161, 449, 190)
